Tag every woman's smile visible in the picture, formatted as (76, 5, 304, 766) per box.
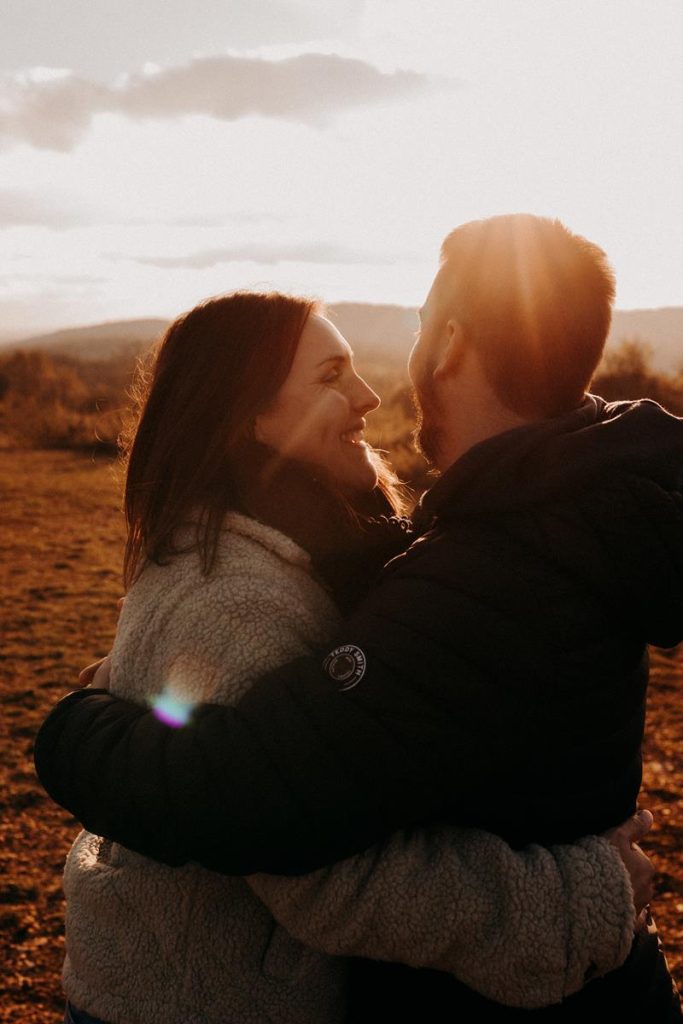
(340, 422, 366, 446)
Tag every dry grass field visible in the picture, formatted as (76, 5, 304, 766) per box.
(1, 448, 681, 1022)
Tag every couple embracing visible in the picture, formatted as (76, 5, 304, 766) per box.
(36, 213, 683, 1022)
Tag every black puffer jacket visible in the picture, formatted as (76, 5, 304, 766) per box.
(35, 395, 683, 1019)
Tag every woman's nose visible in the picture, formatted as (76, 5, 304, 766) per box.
(353, 375, 380, 414)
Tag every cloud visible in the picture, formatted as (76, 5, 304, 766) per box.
(109, 241, 400, 268)
(0, 188, 287, 231)
(0, 187, 89, 228)
(0, 54, 450, 151)
(125, 211, 289, 228)
(0, 68, 109, 151)
(3, 272, 106, 285)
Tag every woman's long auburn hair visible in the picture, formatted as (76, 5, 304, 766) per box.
(121, 290, 407, 589)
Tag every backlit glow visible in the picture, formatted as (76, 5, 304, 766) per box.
(0, 0, 681, 337)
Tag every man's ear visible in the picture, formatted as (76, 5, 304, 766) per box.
(434, 319, 467, 381)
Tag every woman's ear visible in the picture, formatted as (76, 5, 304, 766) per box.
(252, 409, 279, 447)
(434, 319, 467, 381)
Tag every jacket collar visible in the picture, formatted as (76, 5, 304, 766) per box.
(420, 393, 683, 523)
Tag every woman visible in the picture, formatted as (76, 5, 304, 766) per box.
(60, 291, 642, 1024)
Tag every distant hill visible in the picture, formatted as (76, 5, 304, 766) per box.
(2, 319, 168, 361)
(327, 303, 417, 362)
(6, 304, 683, 372)
(333, 303, 683, 372)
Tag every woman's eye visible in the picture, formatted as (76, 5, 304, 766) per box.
(322, 368, 342, 384)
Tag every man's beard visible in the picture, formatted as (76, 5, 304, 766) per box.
(411, 383, 443, 469)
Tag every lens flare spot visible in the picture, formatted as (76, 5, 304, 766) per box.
(150, 690, 194, 728)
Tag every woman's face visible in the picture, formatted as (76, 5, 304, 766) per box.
(254, 314, 381, 493)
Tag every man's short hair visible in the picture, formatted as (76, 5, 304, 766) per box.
(439, 214, 616, 418)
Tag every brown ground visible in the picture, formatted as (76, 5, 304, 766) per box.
(1, 448, 681, 1023)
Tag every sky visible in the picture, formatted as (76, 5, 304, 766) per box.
(1, 0, 682, 336)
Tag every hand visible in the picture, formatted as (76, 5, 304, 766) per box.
(76, 596, 124, 689)
(603, 809, 655, 927)
(78, 654, 112, 690)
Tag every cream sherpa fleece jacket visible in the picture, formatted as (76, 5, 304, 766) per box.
(62, 512, 635, 1024)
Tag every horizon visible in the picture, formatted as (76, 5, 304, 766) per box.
(3, 298, 683, 347)
(1, 0, 682, 335)
(3, 301, 683, 378)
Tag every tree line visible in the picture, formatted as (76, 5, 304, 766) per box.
(1, 339, 681, 488)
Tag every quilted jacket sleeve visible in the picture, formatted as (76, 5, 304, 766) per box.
(34, 547, 526, 873)
(31, 522, 581, 875)
(34, 613, 488, 878)
(32, 661, 440, 875)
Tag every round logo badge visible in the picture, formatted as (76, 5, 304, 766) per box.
(323, 644, 367, 691)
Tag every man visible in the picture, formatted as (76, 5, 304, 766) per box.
(36, 215, 683, 1018)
